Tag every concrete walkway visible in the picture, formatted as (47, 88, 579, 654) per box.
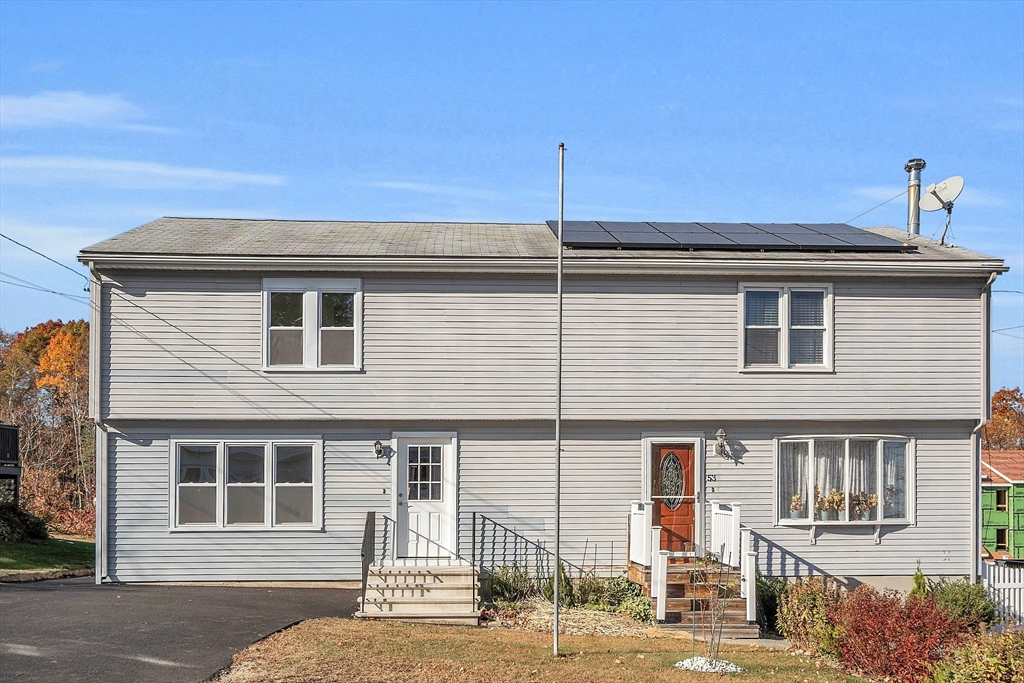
(0, 577, 358, 683)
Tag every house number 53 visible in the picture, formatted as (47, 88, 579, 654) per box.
(706, 474, 717, 482)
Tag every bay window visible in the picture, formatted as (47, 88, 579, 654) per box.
(171, 439, 322, 530)
(776, 436, 912, 525)
(263, 278, 362, 371)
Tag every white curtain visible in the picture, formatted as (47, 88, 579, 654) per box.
(779, 442, 809, 519)
(883, 442, 907, 519)
(814, 440, 845, 520)
(849, 441, 877, 520)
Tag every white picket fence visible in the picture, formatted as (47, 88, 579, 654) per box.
(981, 561, 1024, 626)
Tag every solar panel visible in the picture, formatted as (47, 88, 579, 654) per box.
(547, 220, 911, 252)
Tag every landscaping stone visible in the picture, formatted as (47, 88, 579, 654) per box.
(674, 656, 744, 673)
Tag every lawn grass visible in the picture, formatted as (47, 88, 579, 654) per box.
(0, 538, 94, 573)
(216, 617, 867, 683)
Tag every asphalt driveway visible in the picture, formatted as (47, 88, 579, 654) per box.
(0, 577, 359, 683)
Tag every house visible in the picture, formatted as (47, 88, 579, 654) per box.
(79, 216, 1005, 620)
(982, 450, 1024, 560)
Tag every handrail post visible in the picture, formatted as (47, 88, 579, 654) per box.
(472, 511, 477, 611)
(730, 502, 742, 568)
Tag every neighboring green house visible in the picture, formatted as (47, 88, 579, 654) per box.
(982, 450, 1024, 560)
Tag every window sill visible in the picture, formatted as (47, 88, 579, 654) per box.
(169, 525, 324, 532)
(740, 366, 834, 374)
(262, 366, 363, 373)
(776, 518, 910, 527)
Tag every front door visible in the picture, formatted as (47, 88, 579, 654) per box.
(396, 438, 454, 558)
(650, 444, 696, 553)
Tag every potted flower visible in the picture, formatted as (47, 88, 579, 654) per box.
(817, 488, 845, 521)
(789, 493, 804, 519)
(851, 492, 878, 520)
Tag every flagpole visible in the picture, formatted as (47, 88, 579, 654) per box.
(554, 142, 564, 657)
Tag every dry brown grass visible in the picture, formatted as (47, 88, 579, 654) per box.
(215, 617, 866, 683)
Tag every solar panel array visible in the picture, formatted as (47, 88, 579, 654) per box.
(544, 221, 912, 252)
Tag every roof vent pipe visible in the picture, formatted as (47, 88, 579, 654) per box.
(904, 158, 926, 235)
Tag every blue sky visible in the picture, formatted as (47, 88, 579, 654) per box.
(1, 1, 1021, 388)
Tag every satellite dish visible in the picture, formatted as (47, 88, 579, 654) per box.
(918, 175, 964, 245)
(920, 175, 964, 212)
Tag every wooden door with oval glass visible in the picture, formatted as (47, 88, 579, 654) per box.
(651, 444, 697, 553)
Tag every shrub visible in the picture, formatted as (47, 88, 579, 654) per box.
(0, 503, 49, 543)
(541, 561, 575, 606)
(572, 571, 608, 608)
(928, 576, 998, 629)
(756, 574, 788, 635)
(617, 593, 653, 625)
(932, 628, 1024, 683)
(490, 565, 539, 605)
(605, 574, 644, 607)
(832, 585, 969, 682)
(776, 577, 844, 655)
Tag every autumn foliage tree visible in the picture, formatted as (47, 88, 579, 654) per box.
(0, 320, 94, 535)
(982, 387, 1024, 450)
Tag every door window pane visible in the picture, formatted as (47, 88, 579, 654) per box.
(780, 441, 809, 520)
(814, 440, 846, 521)
(179, 445, 217, 483)
(407, 446, 442, 501)
(227, 486, 265, 524)
(179, 487, 216, 524)
(228, 445, 264, 483)
(275, 486, 313, 524)
(849, 441, 878, 521)
(270, 292, 303, 327)
(883, 441, 907, 519)
(276, 446, 313, 483)
(320, 329, 354, 365)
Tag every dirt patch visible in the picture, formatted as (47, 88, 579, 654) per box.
(485, 597, 662, 638)
(213, 617, 862, 683)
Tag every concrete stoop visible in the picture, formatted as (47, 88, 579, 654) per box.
(355, 565, 480, 626)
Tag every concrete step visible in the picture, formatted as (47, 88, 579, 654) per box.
(365, 583, 477, 595)
(360, 595, 477, 606)
(354, 610, 481, 626)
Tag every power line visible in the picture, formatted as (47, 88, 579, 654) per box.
(994, 290, 1024, 294)
(0, 231, 89, 282)
(0, 270, 90, 303)
(993, 324, 1024, 332)
(845, 190, 907, 224)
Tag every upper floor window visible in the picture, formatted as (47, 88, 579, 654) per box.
(740, 284, 832, 371)
(263, 278, 362, 371)
(996, 488, 1009, 511)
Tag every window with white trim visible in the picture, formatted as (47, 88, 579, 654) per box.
(777, 436, 912, 524)
(741, 285, 832, 370)
(263, 278, 362, 370)
(171, 439, 322, 529)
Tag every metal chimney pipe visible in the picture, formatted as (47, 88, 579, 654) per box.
(904, 158, 926, 235)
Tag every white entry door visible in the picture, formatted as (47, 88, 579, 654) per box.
(395, 435, 456, 558)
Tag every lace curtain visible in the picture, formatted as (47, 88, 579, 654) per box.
(883, 441, 907, 519)
(849, 441, 878, 521)
(814, 440, 846, 520)
(779, 442, 809, 519)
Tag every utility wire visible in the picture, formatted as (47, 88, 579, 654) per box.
(0, 231, 89, 281)
(994, 290, 1024, 294)
(993, 325, 1024, 332)
(0, 270, 90, 302)
(845, 189, 907, 224)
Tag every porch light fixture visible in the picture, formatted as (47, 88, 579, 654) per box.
(373, 440, 383, 458)
(715, 429, 728, 457)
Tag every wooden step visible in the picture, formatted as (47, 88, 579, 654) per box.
(658, 622, 760, 638)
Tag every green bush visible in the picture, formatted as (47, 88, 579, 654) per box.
(490, 565, 539, 605)
(756, 574, 788, 634)
(928, 577, 998, 629)
(605, 574, 644, 607)
(776, 577, 844, 656)
(572, 571, 608, 608)
(931, 628, 1024, 683)
(541, 561, 575, 606)
(0, 503, 48, 543)
(617, 593, 653, 625)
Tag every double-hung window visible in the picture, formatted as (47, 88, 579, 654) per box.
(740, 284, 832, 370)
(171, 439, 322, 529)
(776, 435, 913, 525)
(263, 278, 362, 371)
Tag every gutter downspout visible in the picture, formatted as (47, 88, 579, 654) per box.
(971, 271, 998, 582)
(88, 263, 108, 584)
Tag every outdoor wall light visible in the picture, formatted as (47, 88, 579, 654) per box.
(373, 440, 383, 458)
(714, 429, 728, 457)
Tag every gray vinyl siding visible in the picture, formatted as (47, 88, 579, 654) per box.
(100, 272, 984, 423)
(105, 420, 970, 582)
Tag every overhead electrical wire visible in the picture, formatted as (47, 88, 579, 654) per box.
(0, 231, 89, 282)
(845, 189, 908, 224)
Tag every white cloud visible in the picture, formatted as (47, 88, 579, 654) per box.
(0, 218, 108, 264)
(0, 91, 172, 132)
(0, 156, 287, 190)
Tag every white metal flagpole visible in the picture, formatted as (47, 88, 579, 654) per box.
(553, 142, 564, 657)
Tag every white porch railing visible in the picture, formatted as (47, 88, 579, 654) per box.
(650, 526, 669, 622)
(740, 526, 757, 623)
(628, 501, 653, 566)
(981, 560, 1024, 626)
(709, 500, 742, 568)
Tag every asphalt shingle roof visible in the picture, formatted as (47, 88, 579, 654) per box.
(79, 217, 1000, 264)
(983, 450, 1024, 484)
